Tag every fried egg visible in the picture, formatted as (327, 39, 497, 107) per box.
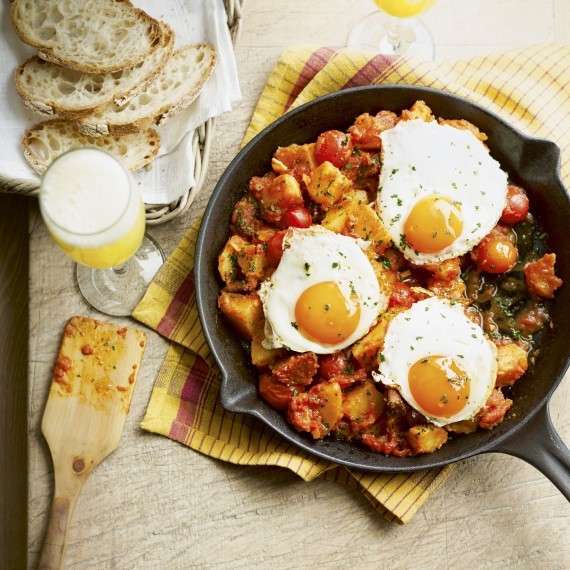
(378, 119, 508, 264)
(259, 226, 388, 354)
(374, 297, 497, 426)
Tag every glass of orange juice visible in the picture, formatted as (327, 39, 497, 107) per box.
(348, 0, 437, 60)
(39, 148, 165, 316)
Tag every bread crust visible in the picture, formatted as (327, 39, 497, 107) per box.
(77, 44, 217, 137)
(14, 23, 174, 120)
(10, 0, 163, 74)
(22, 119, 160, 174)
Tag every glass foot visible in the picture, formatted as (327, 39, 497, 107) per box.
(347, 11, 435, 60)
(76, 234, 165, 317)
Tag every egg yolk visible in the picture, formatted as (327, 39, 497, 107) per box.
(408, 355, 470, 418)
(295, 281, 360, 344)
(404, 195, 463, 253)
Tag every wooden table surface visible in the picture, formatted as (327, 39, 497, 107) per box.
(9, 0, 569, 567)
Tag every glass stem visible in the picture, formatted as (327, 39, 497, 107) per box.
(385, 16, 403, 53)
(113, 263, 128, 275)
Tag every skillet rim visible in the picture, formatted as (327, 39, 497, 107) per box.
(195, 84, 570, 473)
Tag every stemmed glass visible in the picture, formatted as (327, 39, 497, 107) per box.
(39, 148, 165, 317)
(348, 0, 437, 60)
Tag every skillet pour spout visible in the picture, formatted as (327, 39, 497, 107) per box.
(195, 85, 570, 497)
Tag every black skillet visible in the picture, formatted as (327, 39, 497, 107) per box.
(195, 85, 570, 499)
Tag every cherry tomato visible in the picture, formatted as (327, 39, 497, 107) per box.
(267, 230, 286, 265)
(471, 227, 518, 274)
(501, 184, 529, 224)
(319, 352, 350, 380)
(259, 374, 300, 410)
(389, 282, 415, 309)
(315, 130, 353, 168)
(282, 206, 312, 228)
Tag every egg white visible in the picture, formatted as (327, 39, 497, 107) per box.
(258, 226, 388, 354)
(373, 297, 497, 426)
(378, 119, 508, 264)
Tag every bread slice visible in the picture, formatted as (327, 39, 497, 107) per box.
(10, 0, 162, 74)
(22, 120, 160, 174)
(14, 23, 174, 119)
(77, 44, 217, 137)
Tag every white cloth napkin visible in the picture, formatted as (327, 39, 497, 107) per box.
(0, 0, 241, 205)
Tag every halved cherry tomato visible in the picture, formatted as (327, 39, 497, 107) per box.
(388, 282, 415, 309)
(471, 226, 518, 274)
(259, 374, 301, 410)
(501, 184, 529, 225)
(319, 352, 350, 380)
(315, 130, 353, 168)
(282, 206, 312, 228)
(267, 230, 286, 265)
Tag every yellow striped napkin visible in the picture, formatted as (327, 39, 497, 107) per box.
(133, 44, 570, 523)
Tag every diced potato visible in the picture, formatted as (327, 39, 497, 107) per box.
(312, 381, 343, 431)
(401, 100, 434, 122)
(438, 118, 488, 142)
(351, 310, 400, 369)
(273, 144, 317, 175)
(218, 235, 249, 284)
(406, 425, 448, 454)
(217, 291, 263, 340)
(251, 173, 304, 224)
(495, 343, 528, 387)
(445, 420, 477, 434)
(345, 202, 391, 248)
(321, 206, 348, 233)
(251, 335, 284, 367)
(343, 381, 384, 429)
(427, 276, 467, 301)
(321, 191, 391, 251)
(236, 243, 269, 282)
(305, 161, 352, 209)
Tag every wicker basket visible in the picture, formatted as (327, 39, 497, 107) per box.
(0, 0, 244, 226)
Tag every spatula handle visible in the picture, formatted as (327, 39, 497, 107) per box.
(38, 494, 78, 570)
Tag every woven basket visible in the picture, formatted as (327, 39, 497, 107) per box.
(0, 0, 244, 226)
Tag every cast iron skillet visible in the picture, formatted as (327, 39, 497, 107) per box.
(195, 85, 570, 499)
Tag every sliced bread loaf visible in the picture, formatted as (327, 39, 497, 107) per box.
(77, 44, 217, 137)
(11, 0, 162, 74)
(23, 120, 160, 174)
(15, 23, 175, 118)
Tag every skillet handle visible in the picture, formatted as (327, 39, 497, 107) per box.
(491, 404, 570, 501)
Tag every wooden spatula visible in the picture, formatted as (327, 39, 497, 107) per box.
(39, 316, 146, 570)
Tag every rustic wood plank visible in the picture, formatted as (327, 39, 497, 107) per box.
(22, 1, 570, 568)
(0, 195, 28, 569)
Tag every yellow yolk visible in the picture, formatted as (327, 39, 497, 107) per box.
(404, 195, 463, 253)
(408, 355, 470, 418)
(295, 281, 361, 344)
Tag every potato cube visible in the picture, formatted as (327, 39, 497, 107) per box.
(251, 335, 284, 367)
(306, 161, 352, 209)
(495, 343, 528, 387)
(236, 243, 268, 282)
(312, 381, 343, 431)
(217, 292, 263, 340)
(406, 425, 448, 454)
(401, 100, 434, 122)
(218, 235, 249, 284)
(345, 202, 391, 248)
(272, 143, 317, 180)
(343, 381, 384, 429)
(351, 310, 400, 369)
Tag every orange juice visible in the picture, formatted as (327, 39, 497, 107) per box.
(40, 149, 145, 269)
(374, 0, 435, 18)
